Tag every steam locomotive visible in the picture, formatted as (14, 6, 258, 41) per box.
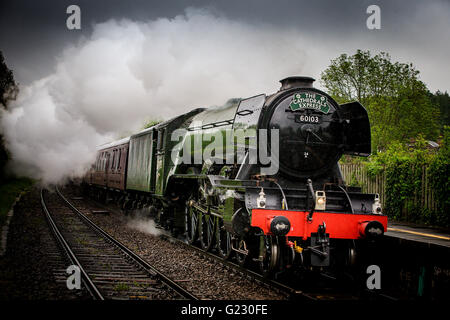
(84, 76, 387, 276)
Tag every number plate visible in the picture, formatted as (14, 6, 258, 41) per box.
(295, 114, 321, 124)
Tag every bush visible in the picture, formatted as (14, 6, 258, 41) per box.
(346, 135, 448, 227)
(428, 126, 450, 226)
(0, 177, 34, 227)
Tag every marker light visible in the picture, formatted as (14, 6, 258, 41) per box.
(257, 188, 266, 208)
(372, 194, 382, 214)
(315, 191, 326, 210)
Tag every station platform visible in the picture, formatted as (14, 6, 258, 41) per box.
(385, 221, 450, 248)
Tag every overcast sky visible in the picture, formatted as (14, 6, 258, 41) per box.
(0, 0, 449, 92)
(0, 0, 449, 183)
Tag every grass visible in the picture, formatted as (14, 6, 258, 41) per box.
(114, 283, 129, 292)
(0, 177, 34, 227)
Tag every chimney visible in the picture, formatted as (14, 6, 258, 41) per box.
(279, 76, 315, 90)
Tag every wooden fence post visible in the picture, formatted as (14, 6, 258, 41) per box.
(339, 163, 436, 218)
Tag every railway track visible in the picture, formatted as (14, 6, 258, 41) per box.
(57, 184, 398, 301)
(159, 234, 311, 300)
(60, 186, 291, 300)
(159, 234, 373, 301)
(41, 186, 198, 300)
(67, 195, 344, 300)
(159, 224, 398, 301)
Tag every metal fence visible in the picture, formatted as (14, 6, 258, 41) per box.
(339, 163, 438, 213)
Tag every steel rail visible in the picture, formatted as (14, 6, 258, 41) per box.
(163, 234, 399, 301)
(73, 193, 313, 300)
(70, 185, 396, 301)
(159, 234, 313, 301)
(40, 188, 104, 300)
(55, 186, 198, 300)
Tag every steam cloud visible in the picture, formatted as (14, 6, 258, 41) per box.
(1, 8, 309, 184)
(126, 212, 164, 237)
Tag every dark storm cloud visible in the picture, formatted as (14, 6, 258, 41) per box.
(0, 0, 183, 83)
(0, 0, 449, 91)
(1, 0, 449, 183)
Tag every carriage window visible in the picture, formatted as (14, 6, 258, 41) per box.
(233, 94, 266, 129)
(155, 131, 160, 150)
(105, 153, 110, 171)
(100, 153, 103, 171)
(117, 149, 121, 170)
(111, 150, 116, 170)
(103, 152, 107, 171)
(157, 129, 165, 150)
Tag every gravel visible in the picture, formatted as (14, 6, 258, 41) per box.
(0, 187, 89, 300)
(63, 185, 286, 300)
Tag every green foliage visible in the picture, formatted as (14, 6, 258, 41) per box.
(428, 126, 450, 226)
(0, 50, 19, 179)
(113, 283, 129, 292)
(325, 50, 444, 224)
(429, 90, 450, 133)
(142, 119, 162, 129)
(0, 178, 34, 227)
(0, 136, 8, 180)
(367, 84, 439, 151)
(365, 157, 385, 178)
(321, 50, 440, 152)
(0, 51, 18, 108)
(321, 50, 419, 105)
(348, 136, 448, 227)
(347, 173, 361, 188)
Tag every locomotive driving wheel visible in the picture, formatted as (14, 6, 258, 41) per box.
(185, 202, 199, 244)
(216, 218, 233, 259)
(259, 235, 280, 277)
(200, 213, 215, 251)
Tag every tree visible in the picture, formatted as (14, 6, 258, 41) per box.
(142, 119, 162, 129)
(0, 51, 18, 109)
(428, 126, 450, 226)
(0, 50, 19, 178)
(320, 50, 440, 151)
(429, 90, 450, 133)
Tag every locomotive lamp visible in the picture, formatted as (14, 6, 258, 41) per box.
(257, 188, 266, 208)
(372, 194, 382, 214)
(315, 191, 326, 210)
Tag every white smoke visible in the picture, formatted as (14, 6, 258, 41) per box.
(1, 8, 309, 184)
(127, 214, 163, 237)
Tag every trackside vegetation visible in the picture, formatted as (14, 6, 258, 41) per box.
(0, 177, 34, 227)
(358, 129, 449, 227)
(323, 50, 449, 227)
(0, 52, 34, 228)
